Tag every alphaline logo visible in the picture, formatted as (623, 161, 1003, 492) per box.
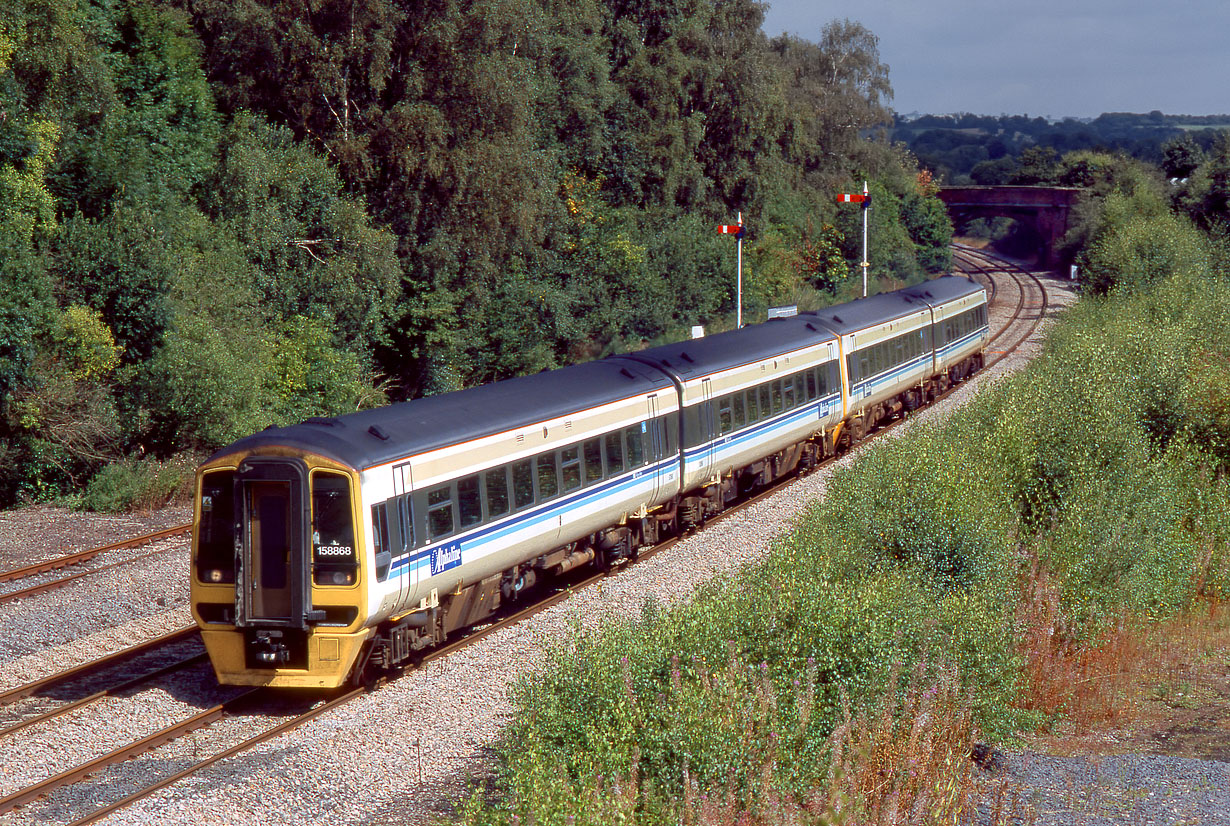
(431, 542, 463, 576)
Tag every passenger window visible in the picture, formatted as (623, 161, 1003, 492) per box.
(427, 485, 454, 540)
(771, 381, 783, 412)
(485, 467, 510, 518)
(605, 432, 624, 475)
(783, 379, 795, 409)
(806, 370, 817, 400)
(719, 397, 733, 433)
(458, 475, 482, 529)
(759, 385, 771, 418)
(371, 502, 391, 581)
(795, 374, 806, 404)
(625, 425, 645, 468)
(537, 453, 559, 500)
(584, 438, 603, 484)
(512, 460, 534, 509)
(733, 393, 745, 428)
(561, 445, 582, 492)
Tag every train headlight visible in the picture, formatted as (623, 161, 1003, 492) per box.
(207, 569, 224, 583)
(331, 570, 354, 586)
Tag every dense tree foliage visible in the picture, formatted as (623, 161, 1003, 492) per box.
(1, 0, 956, 507)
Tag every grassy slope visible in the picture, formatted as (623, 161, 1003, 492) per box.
(462, 265, 1230, 826)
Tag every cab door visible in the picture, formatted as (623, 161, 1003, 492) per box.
(237, 459, 308, 627)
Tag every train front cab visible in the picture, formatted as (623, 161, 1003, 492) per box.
(191, 452, 373, 688)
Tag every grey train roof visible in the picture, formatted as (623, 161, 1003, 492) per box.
(211, 276, 984, 472)
(210, 358, 674, 471)
(805, 275, 983, 335)
(900, 274, 984, 306)
(617, 314, 838, 380)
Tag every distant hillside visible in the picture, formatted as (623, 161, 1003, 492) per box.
(894, 111, 1230, 183)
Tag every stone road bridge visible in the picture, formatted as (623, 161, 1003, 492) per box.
(938, 186, 1083, 268)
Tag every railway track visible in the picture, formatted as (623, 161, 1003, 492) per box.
(0, 259, 1055, 823)
(952, 243, 1050, 369)
(0, 523, 192, 606)
(0, 626, 204, 736)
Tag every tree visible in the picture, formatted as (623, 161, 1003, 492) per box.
(200, 113, 400, 355)
(795, 221, 849, 292)
(1160, 135, 1205, 180)
(1175, 133, 1230, 236)
(770, 21, 892, 184)
(1011, 146, 1059, 185)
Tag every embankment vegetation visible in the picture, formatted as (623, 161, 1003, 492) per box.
(462, 165, 1230, 824)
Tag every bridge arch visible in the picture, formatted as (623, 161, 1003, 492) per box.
(938, 186, 1082, 268)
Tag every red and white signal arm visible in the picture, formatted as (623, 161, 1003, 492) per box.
(836, 193, 866, 203)
(718, 224, 743, 235)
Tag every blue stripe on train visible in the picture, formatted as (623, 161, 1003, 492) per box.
(387, 455, 676, 578)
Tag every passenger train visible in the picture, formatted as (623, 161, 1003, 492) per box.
(190, 276, 989, 688)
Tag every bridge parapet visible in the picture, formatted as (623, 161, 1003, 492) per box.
(938, 186, 1083, 268)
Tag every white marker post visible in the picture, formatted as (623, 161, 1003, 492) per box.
(737, 211, 743, 328)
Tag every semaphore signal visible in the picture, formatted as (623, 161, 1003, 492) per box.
(837, 181, 871, 297)
(718, 214, 745, 327)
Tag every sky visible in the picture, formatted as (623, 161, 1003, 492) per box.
(760, 0, 1230, 119)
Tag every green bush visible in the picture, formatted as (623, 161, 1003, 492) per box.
(1078, 189, 1209, 294)
(79, 454, 196, 513)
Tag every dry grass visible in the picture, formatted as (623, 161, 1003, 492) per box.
(804, 660, 1005, 826)
(1014, 555, 1230, 734)
(670, 659, 1027, 826)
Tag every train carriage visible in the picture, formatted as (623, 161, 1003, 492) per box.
(192, 359, 680, 687)
(190, 275, 989, 688)
(808, 275, 988, 441)
(901, 276, 990, 382)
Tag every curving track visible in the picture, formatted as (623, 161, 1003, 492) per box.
(953, 242, 1050, 370)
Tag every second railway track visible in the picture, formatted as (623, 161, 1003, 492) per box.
(0, 523, 192, 607)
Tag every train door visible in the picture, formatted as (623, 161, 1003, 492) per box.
(392, 462, 415, 608)
(238, 460, 307, 626)
(699, 378, 717, 481)
(646, 394, 663, 502)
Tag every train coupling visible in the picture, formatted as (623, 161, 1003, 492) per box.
(249, 630, 292, 665)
